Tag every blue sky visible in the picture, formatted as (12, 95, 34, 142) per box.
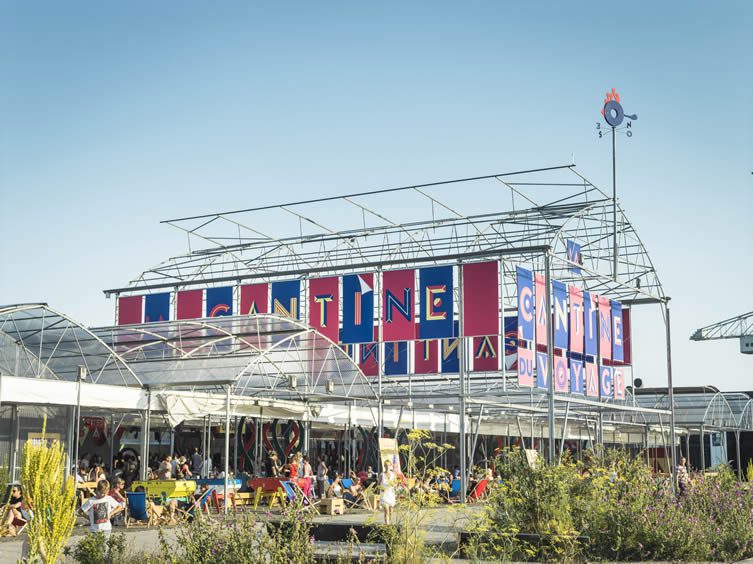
(1, 1, 751, 389)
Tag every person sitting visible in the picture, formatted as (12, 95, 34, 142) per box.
(80, 480, 124, 539)
(88, 462, 106, 483)
(1, 485, 30, 536)
(327, 473, 343, 498)
(157, 455, 172, 480)
(177, 456, 192, 479)
(343, 476, 364, 503)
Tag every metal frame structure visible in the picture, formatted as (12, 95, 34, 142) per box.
(99, 164, 679, 493)
(691, 311, 753, 341)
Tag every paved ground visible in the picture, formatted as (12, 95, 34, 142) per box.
(0, 504, 481, 562)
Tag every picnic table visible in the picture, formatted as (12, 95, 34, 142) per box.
(130, 480, 197, 500)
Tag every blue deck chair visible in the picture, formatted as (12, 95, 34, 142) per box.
(178, 486, 215, 521)
(280, 480, 318, 512)
(341, 478, 353, 490)
(125, 492, 148, 527)
(448, 479, 462, 500)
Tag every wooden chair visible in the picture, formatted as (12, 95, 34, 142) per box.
(281, 481, 319, 514)
(467, 478, 490, 503)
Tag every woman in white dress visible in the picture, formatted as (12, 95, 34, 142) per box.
(380, 459, 397, 525)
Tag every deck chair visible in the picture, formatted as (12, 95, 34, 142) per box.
(280, 481, 318, 513)
(125, 492, 149, 527)
(468, 478, 489, 502)
(175, 486, 215, 522)
(446, 479, 462, 503)
(0, 504, 28, 537)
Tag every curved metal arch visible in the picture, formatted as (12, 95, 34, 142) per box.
(549, 198, 665, 301)
(738, 399, 753, 432)
(701, 391, 739, 429)
(0, 303, 142, 387)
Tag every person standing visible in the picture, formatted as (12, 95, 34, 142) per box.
(380, 459, 397, 525)
(676, 456, 690, 496)
(80, 480, 124, 540)
(191, 447, 203, 476)
(316, 456, 328, 498)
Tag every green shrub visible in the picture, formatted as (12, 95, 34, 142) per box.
(66, 532, 127, 564)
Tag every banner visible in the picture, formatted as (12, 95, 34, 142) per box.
(613, 366, 626, 400)
(516, 267, 534, 341)
(623, 308, 632, 364)
(206, 286, 233, 318)
(553, 280, 568, 350)
(598, 296, 612, 361)
(144, 293, 170, 323)
(570, 358, 584, 394)
(535, 273, 548, 348)
(568, 286, 584, 354)
(585, 359, 599, 398)
(359, 340, 379, 377)
(611, 300, 624, 362)
(536, 351, 549, 390)
(473, 336, 499, 371)
(176, 289, 203, 320)
(600, 365, 613, 399)
(378, 438, 402, 475)
(308, 277, 339, 343)
(383, 269, 415, 342)
(554, 352, 568, 392)
(441, 322, 460, 373)
(462, 261, 499, 337)
(518, 345, 534, 387)
(240, 283, 268, 315)
(117, 295, 143, 325)
(566, 239, 582, 273)
(385, 342, 408, 375)
(414, 339, 439, 374)
(504, 316, 518, 371)
(417, 266, 453, 339)
(271, 280, 300, 319)
(341, 274, 374, 344)
(584, 291, 598, 357)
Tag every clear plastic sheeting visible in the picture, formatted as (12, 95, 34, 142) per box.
(0, 304, 141, 387)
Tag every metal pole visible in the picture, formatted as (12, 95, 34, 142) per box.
(9, 405, 19, 482)
(74, 366, 86, 473)
(143, 390, 152, 480)
(612, 125, 618, 279)
(458, 261, 468, 500)
(233, 416, 238, 475)
(224, 385, 231, 514)
(376, 267, 384, 438)
(544, 254, 556, 463)
(558, 402, 571, 464)
(699, 424, 706, 473)
(664, 304, 678, 486)
(735, 430, 742, 480)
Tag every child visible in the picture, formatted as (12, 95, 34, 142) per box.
(80, 479, 124, 539)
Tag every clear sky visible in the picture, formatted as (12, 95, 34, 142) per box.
(1, 1, 751, 389)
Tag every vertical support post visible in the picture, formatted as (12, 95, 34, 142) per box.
(224, 385, 231, 514)
(699, 424, 705, 473)
(612, 125, 618, 279)
(544, 253, 556, 463)
(735, 430, 742, 480)
(233, 416, 238, 475)
(457, 261, 468, 500)
(664, 304, 678, 487)
(376, 267, 384, 439)
(499, 259, 507, 393)
(9, 405, 19, 482)
(74, 365, 86, 474)
(110, 416, 117, 474)
(558, 402, 571, 464)
(143, 389, 152, 480)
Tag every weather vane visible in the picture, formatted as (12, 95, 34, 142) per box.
(596, 88, 637, 279)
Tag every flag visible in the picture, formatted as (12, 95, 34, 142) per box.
(144, 293, 170, 323)
(117, 295, 143, 325)
(516, 267, 534, 342)
(414, 339, 439, 374)
(566, 240, 582, 273)
(240, 283, 268, 315)
(385, 342, 408, 375)
(359, 340, 379, 377)
(271, 280, 300, 319)
(419, 266, 454, 339)
(536, 351, 549, 389)
(613, 366, 626, 400)
(383, 269, 415, 341)
(177, 289, 203, 320)
(462, 261, 499, 337)
(341, 274, 374, 344)
(598, 296, 612, 361)
(570, 358, 584, 395)
(535, 273, 548, 349)
(473, 336, 499, 371)
(584, 291, 598, 357)
(206, 286, 233, 318)
(611, 301, 624, 362)
(309, 277, 339, 342)
(623, 308, 632, 364)
(585, 360, 599, 398)
(553, 280, 568, 350)
(504, 316, 518, 371)
(600, 365, 613, 398)
(554, 352, 568, 392)
(518, 345, 534, 387)
(569, 286, 584, 354)
(441, 321, 460, 373)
